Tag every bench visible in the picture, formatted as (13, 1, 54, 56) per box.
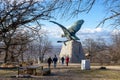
(18, 65, 43, 75)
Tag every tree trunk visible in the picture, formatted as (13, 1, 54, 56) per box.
(41, 53, 44, 63)
(21, 53, 24, 62)
(4, 53, 8, 63)
(4, 50, 9, 63)
(4, 48, 13, 63)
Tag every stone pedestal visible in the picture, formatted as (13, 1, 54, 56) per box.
(81, 59, 90, 70)
(59, 40, 85, 63)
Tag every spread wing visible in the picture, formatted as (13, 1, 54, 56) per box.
(50, 21, 71, 36)
(68, 20, 84, 34)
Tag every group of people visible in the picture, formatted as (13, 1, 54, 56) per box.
(61, 56, 69, 66)
(47, 55, 69, 68)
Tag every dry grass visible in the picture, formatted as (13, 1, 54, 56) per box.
(0, 70, 17, 78)
(0, 64, 120, 80)
(70, 68, 120, 79)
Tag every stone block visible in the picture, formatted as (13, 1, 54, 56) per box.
(59, 40, 85, 63)
(81, 59, 90, 70)
(36, 68, 51, 76)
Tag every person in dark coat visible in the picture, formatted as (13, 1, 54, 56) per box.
(61, 57, 65, 65)
(47, 57, 52, 68)
(53, 55, 58, 68)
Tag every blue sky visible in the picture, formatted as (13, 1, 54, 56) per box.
(40, 1, 116, 46)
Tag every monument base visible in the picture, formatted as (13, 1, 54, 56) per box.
(59, 40, 85, 63)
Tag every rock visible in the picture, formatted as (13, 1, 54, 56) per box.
(99, 67, 107, 70)
(37, 68, 51, 76)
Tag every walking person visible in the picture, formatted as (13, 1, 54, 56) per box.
(66, 56, 69, 66)
(53, 55, 58, 68)
(61, 57, 65, 65)
(47, 57, 52, 69)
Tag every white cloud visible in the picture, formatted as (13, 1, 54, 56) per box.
(42, 26, 63, 38)
(111, 29, 120, 35)
(80, 27, 103, 33)
(95, 28, 102, 32)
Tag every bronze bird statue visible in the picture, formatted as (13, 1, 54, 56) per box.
(50, 20, 84, 41)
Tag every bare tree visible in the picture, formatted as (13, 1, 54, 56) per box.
(83, 38, 108, 63)
(37, 36, 52, 63)
(61, 0, 120, 28)
(31, 28, 52, 63)
(58, 0, 120, 28)
(109, 32, 120, 64)
(83, 38, 97, 62)
(52, 0, 120, 28)
(1, 29, 32, 63)
(24, 36, 52, 63)
(20, 27, 52, 63)
(96, 0, 120, 28)
(0, 0, 57, 63)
